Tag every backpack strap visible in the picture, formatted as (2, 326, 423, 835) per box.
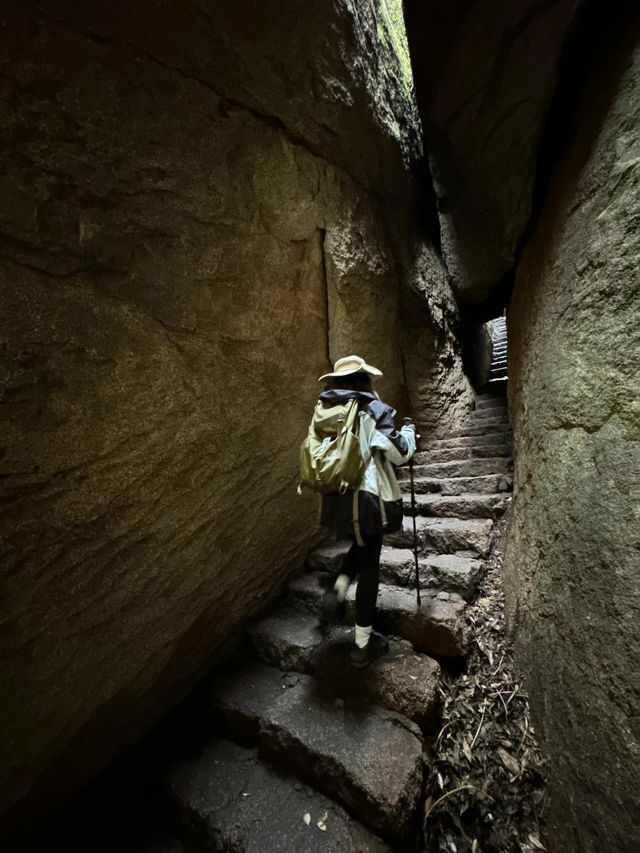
(344, 396, 360, 434)
(353, 488, 364, 546)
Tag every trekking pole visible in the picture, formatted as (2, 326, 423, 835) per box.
(403, 417, 421, 607)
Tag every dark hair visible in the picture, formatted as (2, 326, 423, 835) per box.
(324, 372, 373, 393)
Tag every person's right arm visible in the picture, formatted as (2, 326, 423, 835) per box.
(368, 402, 416, 466)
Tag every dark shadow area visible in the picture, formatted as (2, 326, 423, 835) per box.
(524, 0, 640, 244)
(459, 319, 493, 390)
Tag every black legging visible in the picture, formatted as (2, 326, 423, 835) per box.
(340, 529, 383, 626)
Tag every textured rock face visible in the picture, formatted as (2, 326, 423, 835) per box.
(504, 26, 640, 853)
(0, 0, 472, 822)
(405, 0, 580, 302)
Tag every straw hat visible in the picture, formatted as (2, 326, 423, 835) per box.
(318, 355, 383, 382)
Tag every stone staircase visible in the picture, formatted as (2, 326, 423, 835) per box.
(163, 387, 513, 851)
(489, 316, 508, 381)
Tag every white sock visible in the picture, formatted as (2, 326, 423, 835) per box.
(355, 624, 372, 649)
(333, 574, 350, 602)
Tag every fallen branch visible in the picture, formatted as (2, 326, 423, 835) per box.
(425, 785, 480, 819)
(470, 699, 487, 749)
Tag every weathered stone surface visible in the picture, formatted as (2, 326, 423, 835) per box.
(504, 23, 640, 852)
(471, 407, 508, 421)
(377, 549, 483, 600)
(379, 547, 418, 586)
(387, 517, 493, 557)
(404, 493, 509, 520)
(428, 434, 510, 449)
(247, 601, 441, 730)
(449, 422, 513, 438)
(308, 544, 481, 600)
(405, 0, 580, 301)
(402, 473, 511, 495)
(313, 630, 441, 730)
(412, 457, 512, 479)
(308, 540, 351, 574)
(421, 518, 493, 557)
(0, 1, 476, 821)
(345, 584, 468, 657)
(286, 571, 331, 615)
(168, 737, 390, 853)
(207, 662, 423, 845)
(248, 607, 325, 673)
(413, 444, 511, 463)
(419, 554, 484, 601)
(399, 252, 475, 437)
(475, 397, 507, 411)
(462, 413, 509, 428)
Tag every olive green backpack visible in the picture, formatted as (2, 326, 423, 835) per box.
(299, 397, 364, 494)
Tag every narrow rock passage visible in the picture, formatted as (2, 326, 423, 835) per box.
(18, 380, 523, 853)
(161, 383, 516, 851)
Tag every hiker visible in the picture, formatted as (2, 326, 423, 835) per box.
(300, 355, 416, 667)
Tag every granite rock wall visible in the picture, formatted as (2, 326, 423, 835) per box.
(0, 0, 472, 822)
(504, 15, 640, 850)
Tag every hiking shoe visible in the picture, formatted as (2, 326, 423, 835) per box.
(321, 588, 346, 624)
(350, 632, 389, 668)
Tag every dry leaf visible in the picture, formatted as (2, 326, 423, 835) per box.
(462, 739, 473, 763)
(497, 747, 520, 775)
(317, 811, 328, 831)
(528, 834, 546, 850)
(303, 813, 311, 826)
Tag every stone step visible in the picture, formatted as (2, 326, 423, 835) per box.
(286, 571, 468, 657)
(424, 434, 511, 449)
(206, 661, 423, 845)
(404, 492, 509, 520)
(475, 399, 507, 412)
(386, 516, 493, 557)
(374, 548, 484, 601)
(482, 381, 508, 395)
(449, 422, 512, 438)
(309, 543, 482, 600)
(248, 607, 324, 673)
(491, 367, 508, 378)
(405, 473, 513, 495)
(464, 412, 509, 427)
(167, 737, 391, 852)
(347, 584, 468, 658)
(413, 444, 511, 464)
(313, 629, 441, 730)
(470, 408, 509, 423)
(248, 606, 441, 730)
(409, 456, 512, 479)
